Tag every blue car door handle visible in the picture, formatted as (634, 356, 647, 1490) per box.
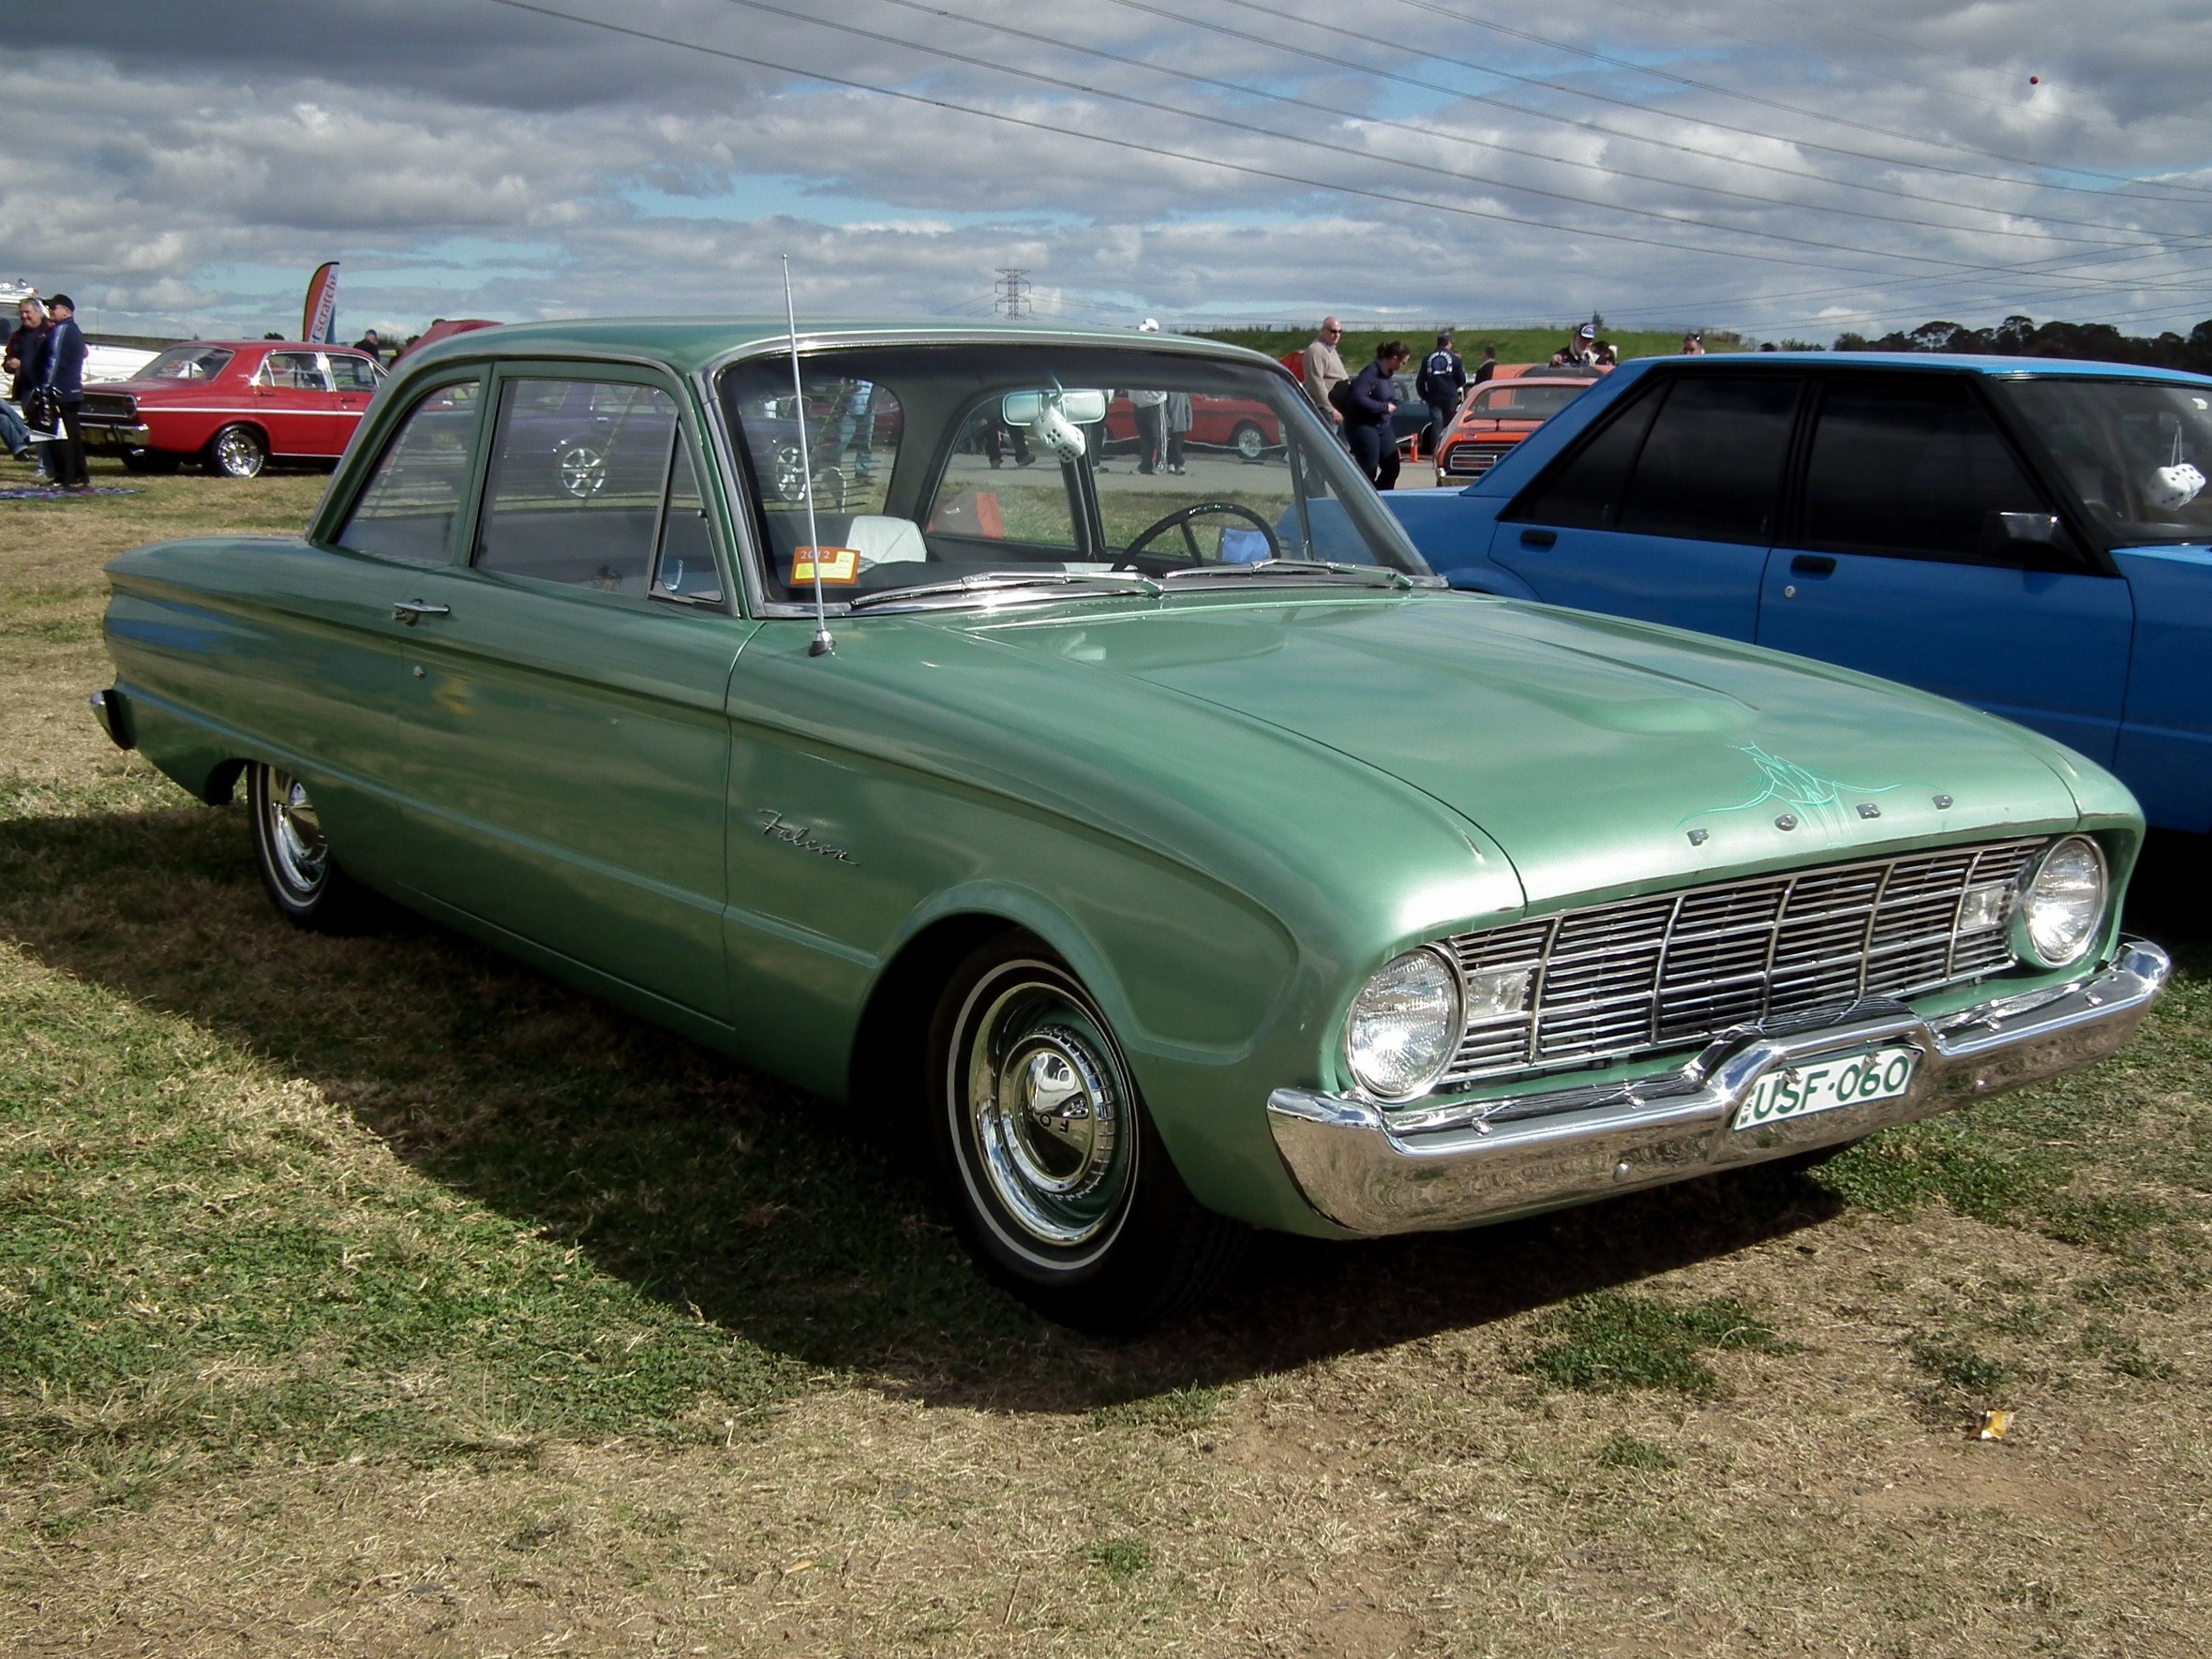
(1519, 528, 1558, 548)
(1790, 554, 1836, 576)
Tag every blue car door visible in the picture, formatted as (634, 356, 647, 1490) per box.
(1756, 374, 2132, 766)
(1494, 372, 1802, 638)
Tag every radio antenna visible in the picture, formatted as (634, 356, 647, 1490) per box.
(782, 253, 834, 657)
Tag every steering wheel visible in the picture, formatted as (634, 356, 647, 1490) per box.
(1120, 501, 1279, 565)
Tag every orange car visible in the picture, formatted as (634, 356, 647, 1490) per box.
(1431, 366, 1601, 486)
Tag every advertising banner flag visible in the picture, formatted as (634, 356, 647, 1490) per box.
(301, 262, 339, 345)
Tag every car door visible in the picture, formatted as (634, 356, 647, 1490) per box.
(1496, 372, 1802, 638)
(252, 351, 335, 456)
(1756, 373, 2133, 765)
(322, 351, 381, 456)
(387, 368, 752, 1027)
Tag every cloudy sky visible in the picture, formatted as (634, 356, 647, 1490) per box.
(7, 0, 2211, 344)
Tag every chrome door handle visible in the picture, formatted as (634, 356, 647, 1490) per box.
(392, 600, 450, 624)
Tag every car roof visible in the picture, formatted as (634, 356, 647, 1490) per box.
(1618, 350, 2212, 387)
(396, 317, 1279, 379)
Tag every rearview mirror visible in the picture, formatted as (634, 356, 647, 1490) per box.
(1002, 389, 1107, 426)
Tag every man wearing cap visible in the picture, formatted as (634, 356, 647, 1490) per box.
(37, 293, 88, 491)
(1415, 332, 1467, 460)
(1562, 321, 1597, 366)
(1301, 316, 1349, 433)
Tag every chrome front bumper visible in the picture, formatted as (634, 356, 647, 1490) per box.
(1266, 938, 2171, 1237)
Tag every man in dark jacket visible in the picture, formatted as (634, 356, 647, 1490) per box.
(4, 295, 49, 468)
(1472, 344, 1498, 384)
(37, 293, 89, 491)
(1342, 340, 1407, 489)
(1414, 332, 1466, 461)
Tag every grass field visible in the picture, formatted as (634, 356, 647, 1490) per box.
(2, 456, 2207, 1656)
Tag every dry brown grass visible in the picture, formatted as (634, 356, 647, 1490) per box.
(1, 455, 2207, 1656)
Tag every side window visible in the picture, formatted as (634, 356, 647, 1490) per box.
(735, 372, 911, 590)
(261, 351, 331, 393)
(1801, 378, 2060, 565)
(327, 354, 381, 392)
(474, 379, 679, 593)
(335, 381, 482, 564)
(651, 433, 724, 605)
(1615, 375, 1801, 544)
(925, 402, 1080, 553)
(1515, 384, 1662, 529)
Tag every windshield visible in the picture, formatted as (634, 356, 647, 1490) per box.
(1464, 380, 1590, 422)
(1998, 377, 2212, 546)
(718, 343, 1432, 608)
(134, 345, 234, 382)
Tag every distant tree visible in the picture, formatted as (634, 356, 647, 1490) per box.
(262, 331, 284, 339)
(1837, 313, 2212, 373)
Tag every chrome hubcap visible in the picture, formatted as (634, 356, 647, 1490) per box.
(263, 770, 327, 893)
(217, 429, 262, 475)
(962, 972, 1132, 1249)
(558, 444, 607, 498)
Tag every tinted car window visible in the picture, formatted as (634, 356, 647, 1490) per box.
(475, 379, 680, 593)
(1615, 375, 1801, 544)
(335, 381, 481, 565)
(1801, 378, 2056, 564)
(1515, 383, 1661, 530)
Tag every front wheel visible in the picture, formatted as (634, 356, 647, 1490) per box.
(247, 763, 380, 932)
(207, 424, 267, 479)
(1230, 421, 1266, 461)
(927, 934, 1246, 1333)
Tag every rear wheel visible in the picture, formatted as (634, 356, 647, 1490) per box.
(927, 934, 1246, 1333)
(207, 425, 267, 479)
(247, 763, 379, 932)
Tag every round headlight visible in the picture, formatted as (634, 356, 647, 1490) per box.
(2012, 835, 2108, 969)
(1345, 948, 1462, 1102)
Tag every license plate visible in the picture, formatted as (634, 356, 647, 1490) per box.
(1733, 1045, 1919, 1131)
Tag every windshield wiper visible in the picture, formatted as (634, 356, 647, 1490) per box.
(846, 570, 1162, 611)
(1160, 559, 1420, 590)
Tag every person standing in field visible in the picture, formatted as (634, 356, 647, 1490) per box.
(1416, 332, 1467, 457)
(1302, 316, 1349, 432)
(1472, 344, 1498, 384)
(1681, 332, 1706, 355)
(5, 295, 50, 471)
(37, 293, 88, 492)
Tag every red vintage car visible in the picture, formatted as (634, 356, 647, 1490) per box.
(1431, 366, 1600, 486)
(1103, 392, 1281, 461)
(76, 341, 386, 478)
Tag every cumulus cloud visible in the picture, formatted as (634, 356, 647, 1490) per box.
(2, 0, 2207, 341)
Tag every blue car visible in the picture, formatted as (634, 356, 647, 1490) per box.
(1386, 352, 2212, 834)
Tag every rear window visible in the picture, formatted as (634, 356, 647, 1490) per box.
(134, 346, 233, 382)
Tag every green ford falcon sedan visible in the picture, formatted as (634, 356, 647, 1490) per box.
(94, 320, 2171, 1331)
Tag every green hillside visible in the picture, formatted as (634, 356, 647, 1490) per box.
(1188, 324, 1745, 368)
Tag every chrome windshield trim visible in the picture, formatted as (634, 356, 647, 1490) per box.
(1266, 938, 2170, 1236)
(846, 570, 1163, 612)
(1158, 559, 1432, 590)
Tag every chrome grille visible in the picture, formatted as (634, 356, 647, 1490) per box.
(1442, 839, 2044, 1085)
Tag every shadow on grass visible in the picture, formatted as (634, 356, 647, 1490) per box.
(15, 801, 2074, 1415)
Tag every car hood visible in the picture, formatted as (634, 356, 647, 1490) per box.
(974, 591, 2098, 905)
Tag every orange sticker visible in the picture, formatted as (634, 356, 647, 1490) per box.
(790, 546, 860, 585)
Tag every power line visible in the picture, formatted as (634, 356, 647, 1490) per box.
(704, 0, 2205, 291)
(1370, 0, 2212, 200)
(848, 0, 2184, 253)
(1173, 0, 2212, 209)
(994, 268, 1034, 317)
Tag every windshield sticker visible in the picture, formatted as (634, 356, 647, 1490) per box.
(789, 546, 861, 585)
(1686, 744, 1913, 833)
